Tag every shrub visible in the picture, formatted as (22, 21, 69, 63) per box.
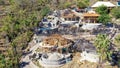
(111, 7, 120, 19)
(97, 14, 111, 25)
(95, 5, 108, 14)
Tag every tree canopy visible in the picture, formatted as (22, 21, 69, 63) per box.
(97, 14, 111, 25)
(95, 5, 108, 14)
(94, 34, 111, 61)
(77, 0, 89, 8)
(96, 5, 111, 24)
(114, 34, 120, 48)
(0, 0, 51, 67)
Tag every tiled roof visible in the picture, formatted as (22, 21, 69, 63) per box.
(83, 13, 100, 17)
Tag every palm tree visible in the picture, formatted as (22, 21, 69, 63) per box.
(114, 34, 120, 48)
(94, 34, 111, 67)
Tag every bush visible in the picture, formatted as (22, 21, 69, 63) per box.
(98, 14, 111, 25)
(114, 34, 120, 48)
(77, 0, 89, 8)
(111, 7, 120, 19)
(64, 2, 72, 8)
(95, 5, 108, 14)
(41, 6, 50, 16)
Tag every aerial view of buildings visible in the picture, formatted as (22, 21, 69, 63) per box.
(0, 0, 120, 68)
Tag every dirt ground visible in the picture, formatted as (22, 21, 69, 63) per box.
(60, 52, 118, 68)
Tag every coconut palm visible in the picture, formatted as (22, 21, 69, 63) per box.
(94, 34, 111, 67)
(114, 34, 120, 48)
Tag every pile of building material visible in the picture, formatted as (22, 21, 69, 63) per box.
(43, 34, 72, 47)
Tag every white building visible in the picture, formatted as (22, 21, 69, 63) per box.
(39, 52, 72, 68)
(91, 1, 116, 8)
(80, 49, 99, 63)
(81, 23, 102, 30)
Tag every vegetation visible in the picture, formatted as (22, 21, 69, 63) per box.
(114, 34, 120, 48)
(97, 14, 111, 25)
(0, 54, 14, 68)
(64, 1, 72, 8)
(95, 5, 108, 14)
(96, 5, 111, 25)
(77, 0, 89, 8)
(111, 7, 120, 19)
(0, 0, 50, 67)
(94, 34, 111, 62)
(0, 0, 119, 68)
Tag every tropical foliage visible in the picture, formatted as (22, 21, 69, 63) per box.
(97, 14, 111, 25)
(0, 54, 13, 68)
(95, 5, 108, 14)
(114, 34, 120, 48)
(0, 0, 50, 67)
(77, 0, 89, 8)
(94, 34, 111, 61)
(96, 5, 111, 24)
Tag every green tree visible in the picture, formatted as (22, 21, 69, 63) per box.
(114, 34, 120, 48)
(0, 54, 13, 68)
(97, 14, 111, 25)
(0, 0, 51, 67)
(111, 7, 120, 19)
(96, 5, 111, 24)
(0, 54, 6, 68)
(94, 34, 111, 62)
(95, 5, 108, 14)
(64, 1, 72, 8)
(41, 6, 50, 16)
(77, 0, 89, 8)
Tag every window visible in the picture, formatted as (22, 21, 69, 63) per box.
(65, 18, 67, 21)
(72, 18, 75, 21)
(86, 51, 89, 53)
(76, 17, 79, 21)
(68, 18, 71, 21)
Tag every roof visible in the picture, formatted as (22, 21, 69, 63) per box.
(83, 13, 100, 17)
(61, 10, 79, 18)
(62, 12, 78, 18)
(42, 34, 73, 47)
(91, 1, 116, 7)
